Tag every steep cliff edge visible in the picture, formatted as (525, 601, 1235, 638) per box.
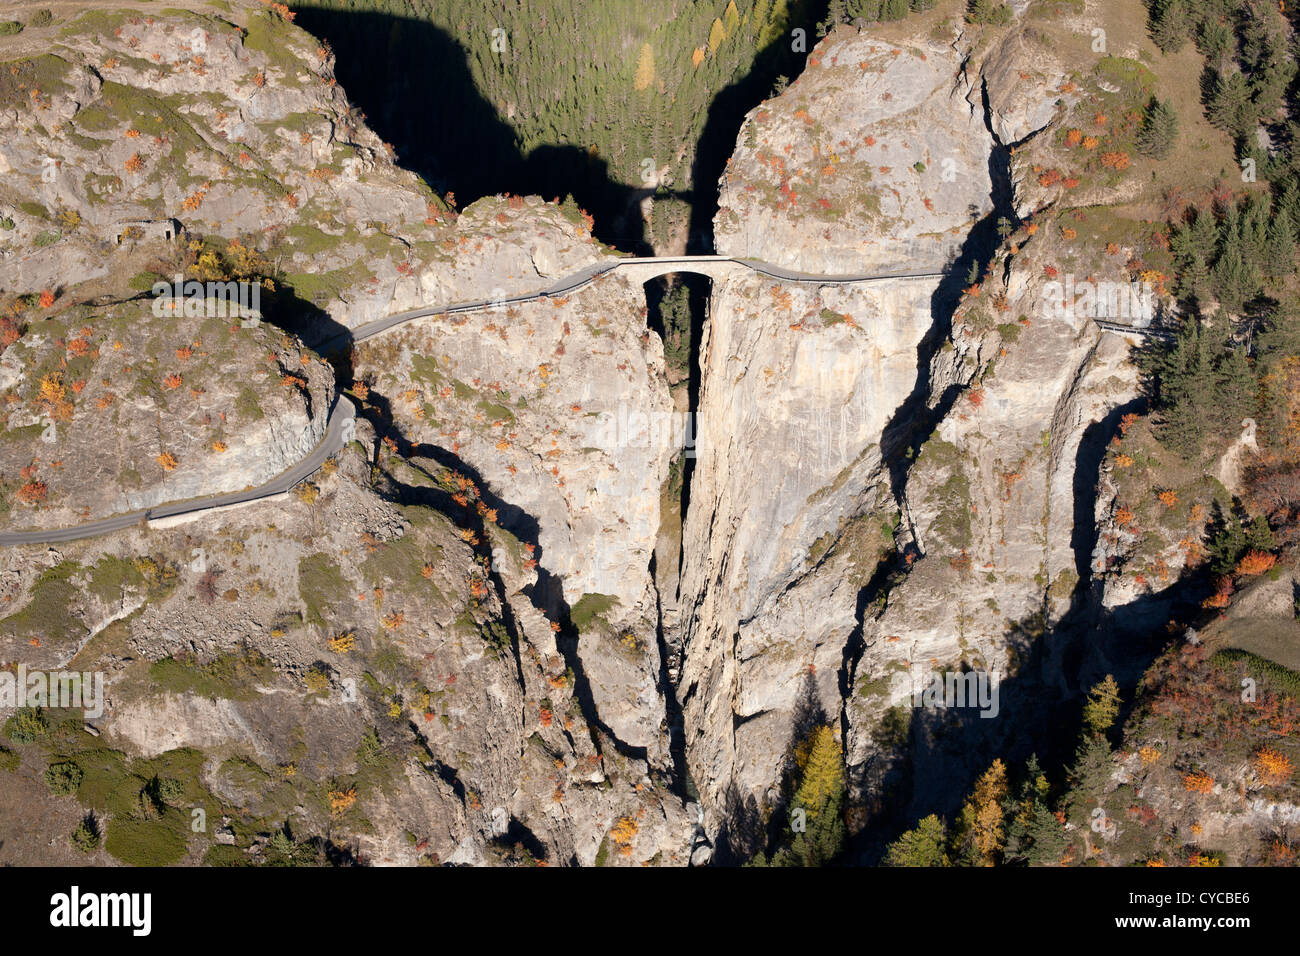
(682, 25, 999, 843)
(0, 2, 693, 868)
(682, 6, 1235, 854)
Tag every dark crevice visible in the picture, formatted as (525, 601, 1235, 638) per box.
(878, 74, 1020, 522)
(650, 550, 693, 802)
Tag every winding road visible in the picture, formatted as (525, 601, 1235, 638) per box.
(0, 254, 1151, 546)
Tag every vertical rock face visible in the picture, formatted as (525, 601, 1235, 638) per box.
(355, 267, 673, 624)
(677, 274, 933, 824)
(681, 21, 1154, 846)
(841, 248, 1141, 816)
(679, 31, 997, 833)
(354, 259, 676, 755)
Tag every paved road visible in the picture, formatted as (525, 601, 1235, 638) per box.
(0, 254, 1155, 545)
(0, 397, 355, 547)
(331, 255, 950, 348)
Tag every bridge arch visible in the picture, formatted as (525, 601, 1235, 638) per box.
(613, 256, 746, 286)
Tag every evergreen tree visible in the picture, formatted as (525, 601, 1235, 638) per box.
(772, 725, 846, 866)
(1004, 756, 1068, 866)
(1276, 183, 1300, 243)
(1208, 69, 1256, 140)
(883, 814, 950, 866)
(1082, 675, 1122, 738)
(1214, 345, 1257, 433)
(1263, 207, 1296, 279)
(1152, 317, 1223, 456)
(1136, 98, 1179, 160)
(1065, 733, 1115, 824)
(1208, 500, 1248, 573)
(1196, 17, 1233, 64)
(1150, 0, 1190, 53)
(1211, 243, 1260, 314)
(950, 759, 1009, 866)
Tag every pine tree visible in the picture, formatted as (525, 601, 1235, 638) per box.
(1021, 799, 1068, 865)
(1263, 207, 1296, 279)
(773, 725, 846, 866)
(1005, 756, 1067, 866)
(1153, 317, 1222, 456)
(1149, 0, 1189, 53)
(883, 814, 950, 866)
(1082, 676, 1122, 737)
(1214, 346, 1257, 438)
(1211, 244, 1260, 314)
(1276, 183, 1300, 243)
(1197, 18, 1234, 64)
(1208, 503, 1276, 573)
(1136, 98, 1179, 160)
(1065, 733, 1115, 824)
(1208, 70, 1256, 140)
(951, 759, 1009, 866)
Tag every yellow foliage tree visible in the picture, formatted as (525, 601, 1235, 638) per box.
(707, 17, 726, 54)
(724, 0, 740, 35)
(792, 725, 843, 822)
(955, 759, 1009, 866)
(633, 42, 655, 91)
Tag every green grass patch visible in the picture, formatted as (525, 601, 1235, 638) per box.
(1, 561, 84, 648)
(569, 593, 619, 632)
(298, 552, 348, 628)
(149, 648, 274, 700)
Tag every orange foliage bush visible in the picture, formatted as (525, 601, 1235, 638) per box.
(1235, 550, 1276, 576)
(16, 480, 48, 503)
(328, 787, 356, 815)
(1253, 748, 1293, 786)
(1182, 771, 1214, 794)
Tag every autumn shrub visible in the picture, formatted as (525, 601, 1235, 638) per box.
(1235, 549, 1276, 576)
(1253, 748, 1293, 786)
(16, 481, 48, 504)
(304, 664, 331, 695)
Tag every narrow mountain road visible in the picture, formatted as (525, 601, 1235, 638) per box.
(0, 398, 355, 546)
(0, 254, 1154, 546)
(335, 256, 948, 348)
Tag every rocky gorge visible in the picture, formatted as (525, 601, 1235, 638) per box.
(0, 0, 1295, 868)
